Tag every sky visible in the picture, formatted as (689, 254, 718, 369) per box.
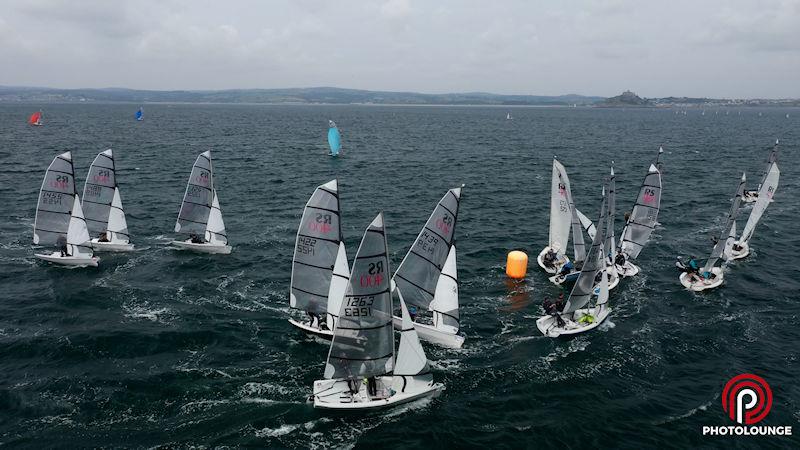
(0, 0, 798, 98)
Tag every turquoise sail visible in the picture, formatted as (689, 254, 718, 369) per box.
(327, 120, 341, 156)
(135, 108, 143, 121)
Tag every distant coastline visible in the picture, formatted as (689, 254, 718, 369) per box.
(0, 86, 797, 107)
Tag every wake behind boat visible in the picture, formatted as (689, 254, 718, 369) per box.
(288, 179, 349, 340)
(82, 149, 134, 252)
(171, 151, 231, 254)
(33, 151, 99, 268)
(678, 173, 745, 291)
(392, 186, 465, 348)
(312, 213, 443, 410)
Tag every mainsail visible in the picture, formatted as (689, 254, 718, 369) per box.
(570, 205, 587, 264)
(549, 158, 572, 253)
(29, 111, 42, 125)
(604, 165, 616, 261)
(175, 151, 214, 236)
(328, 120, 341, 156)
(324, 213, 394, 380)
(562, 187, 607, 314)
(619, 160, 662, 259)
(740, 162, 779, 245)
(393, 186, 462, 313)
(703, 173, 746, 273)
(290, 179, 343, 315)
(34, 152, 76, 246)
(82, 149, 129, 242)
(135, 107, 144, 121)
(755, 140, 779, 191)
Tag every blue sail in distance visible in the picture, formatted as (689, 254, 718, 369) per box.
(327, 120, 341, 156)
(135, 108, 143, 121)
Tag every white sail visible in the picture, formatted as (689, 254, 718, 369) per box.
(326, 242, 350, 330)
(604, 165, 616, 262)
(324, 213, 394, 380)
(723, 221, 737, 261)
(394, 293, 430, 377)
(570, 206, 587, 264)
(549, 158, 572, 253)
(739, 162, 779, 245)
(703, 173, 746, 273)
(175, 151, 214, 235)
(428, 245, 459, 334)
(34, 151, 75, 245)
(67, 195, 93, 258)
(596, 266, 609, 307)
(204, 190, 227, 245)
(575, 208, 596, 240)
(107, 187, 129, 243)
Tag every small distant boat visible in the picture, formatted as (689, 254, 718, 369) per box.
(701, 110, 706, 116)
(312, 213, 444, 410)
(29, 110, 43, 126)
(135, 107, 144, 121)
(33, 152, 99, 267)
(327, 120, 341, 156)
(288, 179, 348, 339)
(171, 151, 231, 254)
(678, 173, 745, 291)
(82, 149, 134, 252)
(506, 112, 513, 120)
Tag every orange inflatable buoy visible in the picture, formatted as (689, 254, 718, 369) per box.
(506, 250, 528, 279)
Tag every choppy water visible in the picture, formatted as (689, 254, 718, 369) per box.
(1, 103, 798, 448)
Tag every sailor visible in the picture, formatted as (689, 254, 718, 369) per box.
(543, 249, 558, 268)
(543, 294, 566, 327)
(57, 235, 69, 257)
(624, 211, 631, 222)
(687, 256, 702, 282)
(614, 250, 626, 267)
(408, 305, 418, 321)
(732, 243, 743, 252)
(307, 311, 320, 328)
(98, 231, 110, 243)
(189, 233, 204, 244)
(366, 377, 377, 398)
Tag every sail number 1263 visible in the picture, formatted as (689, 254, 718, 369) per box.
(344, 296, 374, 317)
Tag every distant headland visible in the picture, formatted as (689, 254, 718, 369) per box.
(0, 86, 797, 107)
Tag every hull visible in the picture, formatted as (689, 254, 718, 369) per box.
(288, 318, 334, 340)
(537, 246, 569, 275)
(616, 261, 640, 277)
(548, 270, 580, 286)
(391, 316, 465, 349)
(536, 307, 611, 337)
(729, 241, 750, 260)
(742, 191, 758, 204)
(593, 267, 620, 295)
(35, 252, 99, 267)
(679, 267, 724, 291)
(312, 375, 443, 411)
(171, 240, 232, 254)
(91, 238, 135, 252)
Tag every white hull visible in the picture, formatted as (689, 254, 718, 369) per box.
(729, 241, 750, 260)
(616, 261, 640, 277)
(288, 318, 334, 340)
(742, 191, 758, 204)
(171, 240, 231, 254)
(548, 270, 579, 286)
(313, 375, 443, 411)
(593, 267, 620, 295)
(90, 238, 135, 252)
(536, 307, 611, 337)
(391, 316, 465, 349)
(537, 246, 568, 274)
(35, 252, 99, 267)
(679, 267, 724, 291)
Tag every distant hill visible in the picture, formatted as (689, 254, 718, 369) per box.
(0, 86, 604, 106)
(597, 90, 650, 106)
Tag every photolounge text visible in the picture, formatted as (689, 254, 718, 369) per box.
(702, 426, 792, 436)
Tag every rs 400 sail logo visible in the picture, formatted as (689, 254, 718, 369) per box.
(702, 374, 792, 437)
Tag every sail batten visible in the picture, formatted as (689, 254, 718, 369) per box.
(290, 180, 343, 315)
(34, 152, 75, 246)
(175, 151, 214, 235)
(82, 149, 127, 240)
(393, 187, 462, 312)
(619, 160, 662, 259)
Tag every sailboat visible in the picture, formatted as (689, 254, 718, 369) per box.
(506, 112, 513, 120)
(537, 185, 610, 337)
(392, 186, 465, 348)
(171, 151, 231, 254)
(679, 173, 745, 291)
(327, 120, 342, 156)
(82, 149, 134, 251)
(730, 159, 779, 260)
(743, 140, 779, 203)
(596, 164, 621, 293)
(33, 152, 99, 267)
(135, 107, 144, 121)
(548, 201, 597, 285)
(29, 110, 43, 126)
(615, 148, 663, 277)
(288, 180, 349, 339)
(537, 158, 573, 274)
(312, 213, 443, 410)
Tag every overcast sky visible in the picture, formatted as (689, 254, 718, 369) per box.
(1, 0, 798, 98)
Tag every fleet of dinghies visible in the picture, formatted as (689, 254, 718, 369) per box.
(28, 136, 782, 410)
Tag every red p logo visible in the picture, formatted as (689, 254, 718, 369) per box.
(722, 374, 772, 425)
